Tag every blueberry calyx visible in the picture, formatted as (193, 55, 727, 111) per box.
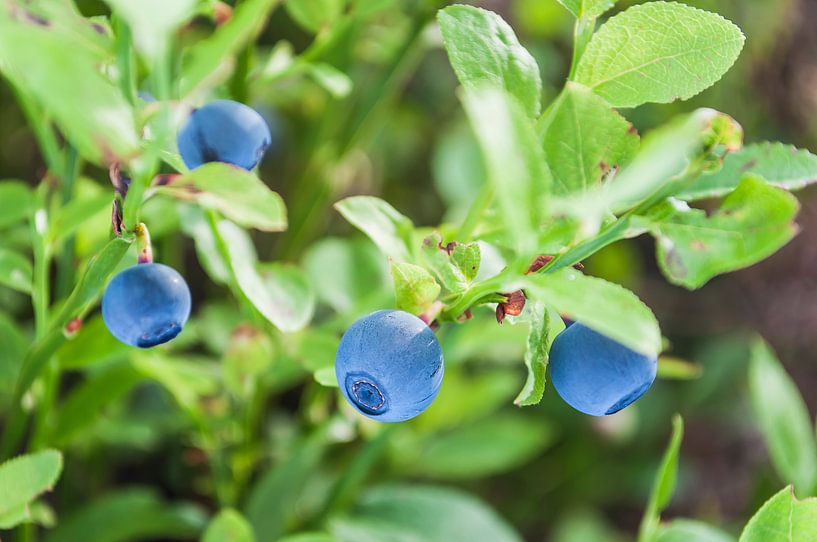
(136, 322, 183, 348)
(345, 372, 388, 416)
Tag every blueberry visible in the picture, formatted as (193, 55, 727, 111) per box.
(549, 323, 657, 416)
(177, 100, 271, 171)
(335, 310, 444, 422)
(102, 263, 192, 348)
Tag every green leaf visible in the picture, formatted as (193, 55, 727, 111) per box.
(9, 235, 133, 418)
(648, 175, 799, 289)
(203, 509, 256, 542)
(421, 234, 468, 293)
(278, 534, 338, 542)
(262, 263, 316, 331)
(180, 205, 231, 284)
(57, 236, 133, 324)
(679, 142, 817, 201)
(180, 0, 280, 96)
(0, 313, 26, 388)
(0, 9, 138, 165)
(159, 163, 287, 232)
(49, 191, 112, 245)
(749, 339, 817, 495)
(286, 0, 345, 32)
(552, 509, 625, 542)
(656, 520, 735, 542)
(330, 485, 522, 542)
(51, 362, 144, 447)
(335, 197, 414, 261)
(390, 260, 441, 315)
(217, 220, 312, 332)
(739, 487, 817, 542)
(307, 63, 354, 99)
(20, 1, 113, 62)
(575, 2, 745, 108)
(103, 0, 197, 60)
(515, 303, 565, 406)
(539, 82, 638, 195)
(0, 450, 62, 520)
(245, 426, 330, 540)
(438, 5, 542, 118)
(558, 109, 729, 226)
(0, 181, 32, 229)
(302, 237, 390, 314)
(451, 243, 481, 283)
(556, 0, 616, 19)
(0, 247, 32, 293)
(403, 414, 556, 480)
(462, 88, 551, 255)
(520, 268, 661, 356)
(44, 488, 206, 542)
(638, 415, 684, 542)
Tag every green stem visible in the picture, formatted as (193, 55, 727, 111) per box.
(55, 148, 80, 299)
(440, 272, 509, 321)
(135, 223, 154, 264)
(546, 217, 635, 272)
(568, 17, 595, 80)
(30, 187, 50, 340)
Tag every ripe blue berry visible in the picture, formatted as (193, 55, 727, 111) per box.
(102, 263, 192, 348)
(335, 310, 444, 422)
(177, 100, 271, 171)
(549, 323, 657, 416)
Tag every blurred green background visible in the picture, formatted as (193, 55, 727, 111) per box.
(1, 0, 816, 540)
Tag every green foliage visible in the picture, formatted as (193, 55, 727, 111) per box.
(0, 0, 813, 540)
(656, 520, 735, 542)
(286, 0, 345, 33)
(556, 0, 617, 20)
(514, 302, 564, 406)
(461, 87, 550, 254)
(575, 2, 745, 108)
(539, 82, 639, 194)
(638, 415, 684, 542)
(0, 247, 32, 293)
(335, 197, 414, 261)
(390, 260, 440, 314)
(0, 181, 32, 229)
(44, 489, 206, 542)
(438, 5, 542, 118)
(521, 269, 661, 357)
(402, 413, 555, 480)
(180, 0, 280, 96)
(203, 509, 256, 542)
(0, 450, 62, 529)
(215, 219, 313, 332)
(330, 485, 522, 542)
(0, 4, 138, 165)
(679, 142, 817, 200)
(103, 0, 197, 61)
(749, 339, 817, 495)
(159, 163, 287, 232)
(739, 487, 817, 542)
(649, 176, 799, 289)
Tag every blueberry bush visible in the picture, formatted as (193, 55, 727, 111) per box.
(1, 0, 816, 540)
